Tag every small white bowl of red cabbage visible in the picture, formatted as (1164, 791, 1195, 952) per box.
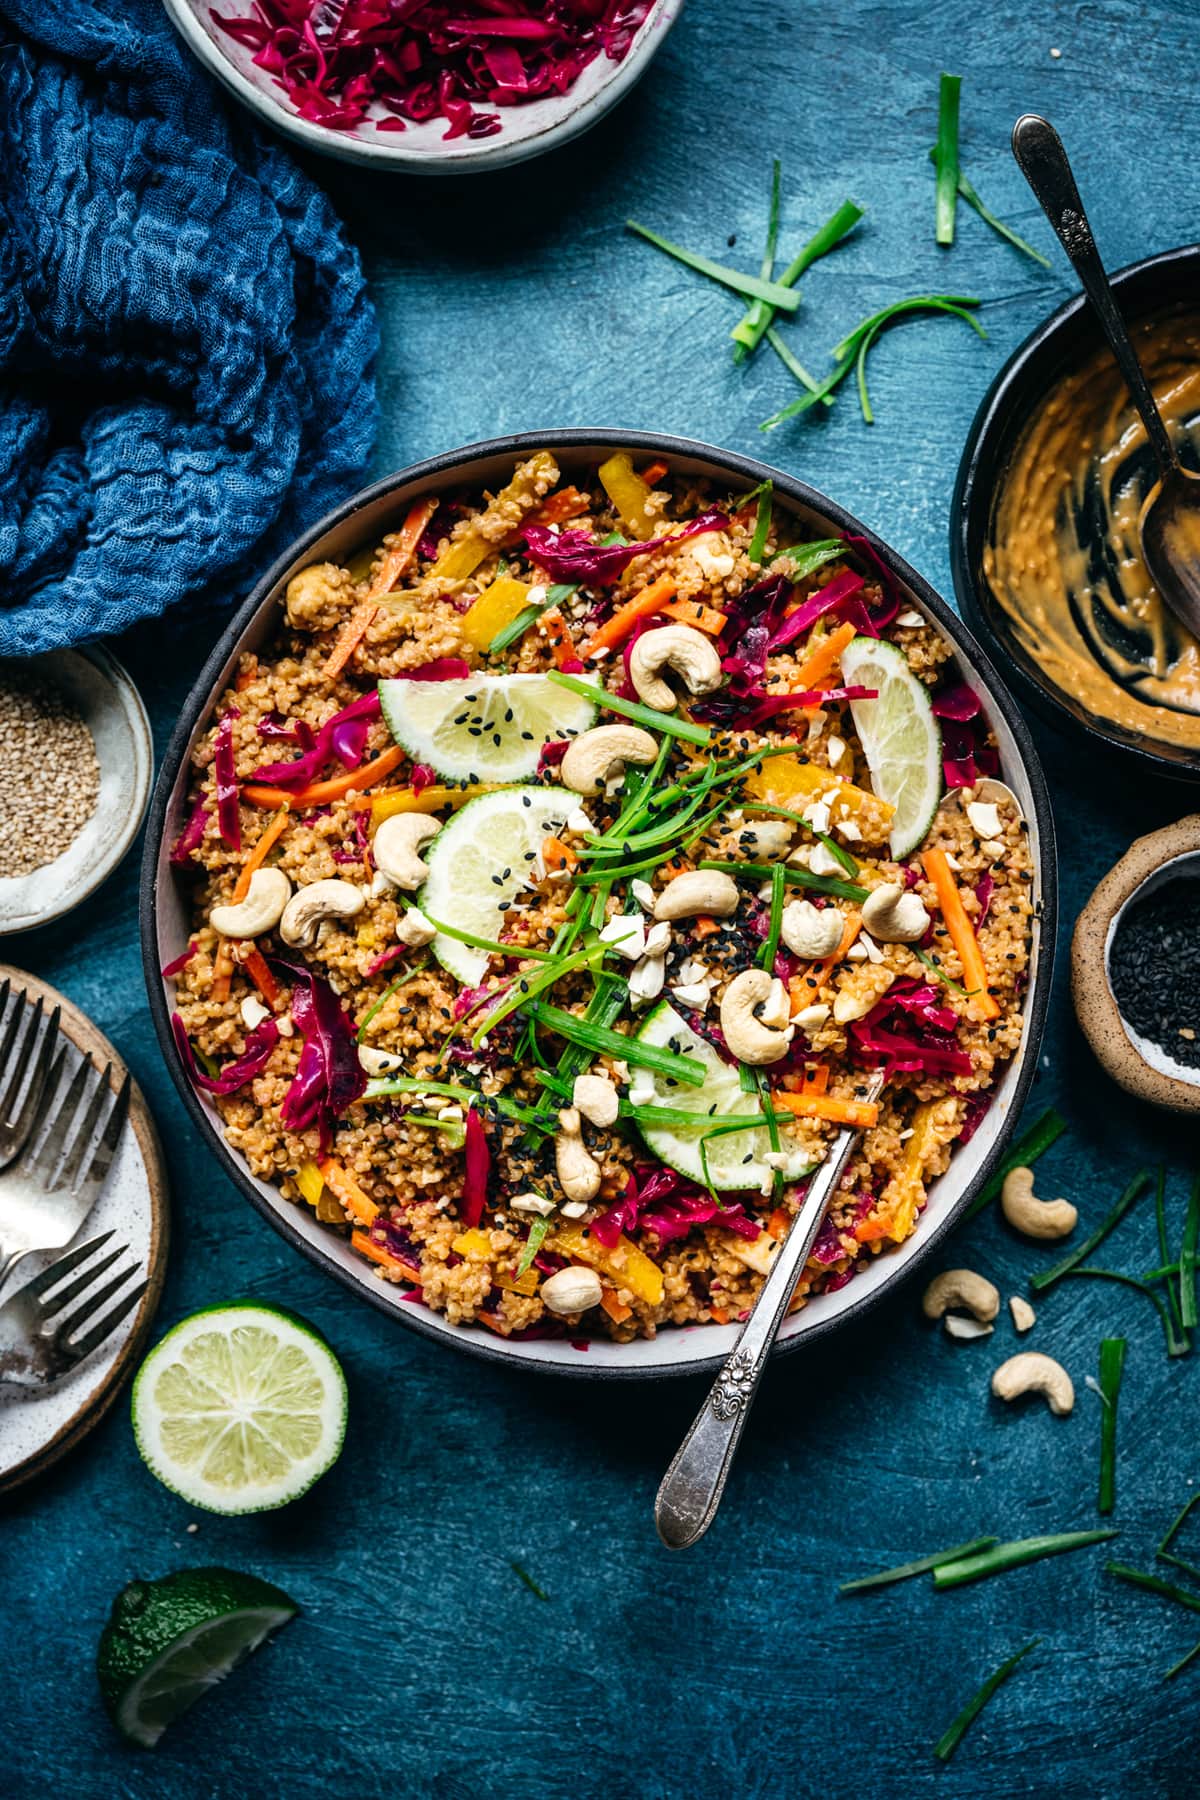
(162, 0, 681, 172)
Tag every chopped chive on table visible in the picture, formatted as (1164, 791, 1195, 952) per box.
(5, 4, 1199, 1796)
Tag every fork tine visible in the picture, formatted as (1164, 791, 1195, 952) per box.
(36, 1244, 127, 1316)
(0, 980, 24, 1090)
(57, 1060, 114, 1193)
(4, 1005, 61, 1148)
(65, 1277, 148, 1363)
(0, 995, 43, 1119)
(22, 1230, 116, 1297)
(73, 1069, 130, 1200)
(54, 1263, 142, 1347)
(25, 1053, 91, 1186)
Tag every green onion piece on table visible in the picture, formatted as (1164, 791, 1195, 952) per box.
(933, 1639, 1040, 1763)
(546, 670, 712, 746)
(1055, 1268, 1186, 1360)
(1154, 1166, 1189, 1350)
(766, 326, 835, 408)
(1157, 1492, 1200, 1584)
(1030, 1170, 1154, 1293)
(1105, 1561, 1200, 1615)
(729, 159, 782, 371)
(933, 71, 962, 246)
(731, 198, 865, 361)
(932, 1529, 1118, 1590)
(924, 148, 1052, 267)
(838, 1535, 997, 1595)
(1165, 1639, 1200, 1682)
(964, 1106, 1066, 1220)
(1097, 1336, 1127, 1516)
(511, 1562, 549, 1601)
(625, 220, 804, 311)
(1179, 1169, 1200, 1329)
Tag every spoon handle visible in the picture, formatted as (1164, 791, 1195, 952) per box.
(654, 1073, 883, 1550)
(1011, 113, 1177, 475)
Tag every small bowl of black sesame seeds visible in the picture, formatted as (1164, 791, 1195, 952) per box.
(1073, 815, 1200, 1114)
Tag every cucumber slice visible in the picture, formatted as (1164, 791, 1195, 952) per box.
(379, 672, 598, 783)
(418, 784, 573, 985)
(838, 635, 942, 857)
(633, 1002, 795, 1192)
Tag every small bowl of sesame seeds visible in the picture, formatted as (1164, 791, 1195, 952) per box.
(0, 648, 153, 934)
(1072, 815, 1200, 1114)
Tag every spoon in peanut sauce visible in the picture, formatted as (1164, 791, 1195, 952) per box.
(1012, 113, 1200, 641)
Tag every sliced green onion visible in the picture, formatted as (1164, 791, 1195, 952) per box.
(1030, 1171, 1153, 1293)
(766, 326, 834, 408)
(1165, 1639, 1200, 1682)
(625, 219, 804, 311)
(925, 149, 1052, 267)
(1179, 1170, 1200, 1329)
(488, 542, 622, 655)
(753, 1067, 784, 1200)
(839, 1535, 997, 1595)
(1106, 1561, 1200, 1615)
(527, 1000, 706, 1087)
(1158, 1493, 1200, 1584)
(933, 72, 962, 246)
(471, 941, 609, 1048)
(356, 956, 428, 1041)
(528, 975, 628, 1134)
(628, 1102, 795, 1130)
(699, 858, 868, 904)
(760, 348, 856, 429)
(511, 1562, 549, 1601)
(361, 1074, 541, 1127)
(1154, 1167, 1189, 1350)
(932, 1528, 1118, 1590)
(1097, 1337, 1126, 1516)
(738, 1063, 758, 1096)
(1054, 1267, 1186, 1359)
(405, 1112, 466, 1148)
(748, 481, 774, 566)
(516, 1215, 552, 1278)
(912, 947, 969, 996)
(546, 670, 712, 745)
(769, 539, 846, 580)
(729, 158, 782, 368)
(419, 911, 554, 963)
(964, 1106, 1066, 1221)
(740, 801, 860, 877)
(933, 1639, 1039, 1763)
(731, 198, 864, 360)
(759, 863, 785, 971)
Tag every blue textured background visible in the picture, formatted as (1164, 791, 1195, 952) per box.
(4, 3, 1200, 1794)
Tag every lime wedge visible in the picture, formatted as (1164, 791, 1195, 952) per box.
(633, 1003, 806, 1191)
(379, 672, 598, 782)
(419, 784, 573, 984)
(131, 1302, 346, 1516)
(98, 1566, 297, 1748)
(838, 635, 942, 857)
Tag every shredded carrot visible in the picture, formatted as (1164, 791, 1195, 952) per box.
(580, 574, 678, 659)
(794, 619, 857, 693)
(600, 1288, 633, 1324)
(640, 460, 670, 486)
(708, 1304, 731, 1325)
(364, 496, 437, 601)
(525, 485, 590, 529)
(659, 596, 728, 636)
(540, 606, 581, 669)
(921, 848, 1000, 1021)
(323, 601, 378, 678)
(767, 1207, 791, 1240)
(801, 1063, 830, 1095)
(234, 655, 258, 692)
(231, 804, 290, 903)
(789, 911, 861, 1012)
(319, 1158, 379, 1226)
(855, 1217, 893, 1244)
(541, 834, 578, 873)
(691, 914, 722, 940)
(211, 940, 235, 1004)
(774, 1090, 880, 1129)
(351, 1228, 418, 1277)
(659, 859, 688, 882)
(242, 947, 279, 1008)
(243, 745, 406, 810)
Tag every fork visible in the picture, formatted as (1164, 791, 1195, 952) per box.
(0, 1232, 147, 1389)
(0, 979, 63, 1170)
(0, 1046, 131, 1291)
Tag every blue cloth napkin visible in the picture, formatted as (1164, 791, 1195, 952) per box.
(0, 0, 378, 657)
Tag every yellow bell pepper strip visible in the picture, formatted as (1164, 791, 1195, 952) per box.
(858, 1098, 956, 1243)
(452, 1228, 493, 1259)
(352, 1228, 421, 1279)
(793, 619, 857, 692)
(774, 1089, 880, 1129)
(361, 782, 500, 829)
(242, 745, 407, 810)
(364, 495, 438, 602)
(921, 847, 1001, 1021)
(432, 451, 559, 582)
(294, 1161, 325, 1209)
(551, 1224, 665, 1308)
(580, 574, 677, 660)
(318, 1158, 379, 1226)
(745, 756, 894, 838)
(598, 450, 659, 540)
(230, 803, 290, 903)
(493, 1266, 541, 1298)
(460, 575, 531, 651)
(659, 596, 729, 636)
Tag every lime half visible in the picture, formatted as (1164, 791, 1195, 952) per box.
(419, 784, 573, 984)
(379, 672, 598, 782)
(839, 635, 942, 858)
(132, 1302, 347, 1515)
(98, 1566, 297, 1748)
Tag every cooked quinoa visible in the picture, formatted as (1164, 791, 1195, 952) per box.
(167, 451, 1035, 1344)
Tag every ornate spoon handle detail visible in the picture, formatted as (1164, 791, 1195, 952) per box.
(654, 1072, 884, 1549)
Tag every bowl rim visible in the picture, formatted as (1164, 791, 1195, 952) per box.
(950, 241, 1200, 781)
(160, 0, 681, 174)
(140, 427, 1058, 1379)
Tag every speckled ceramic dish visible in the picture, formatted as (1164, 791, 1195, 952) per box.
(161, 0, 682, 174)
(1072, 816, 1200, 1114)
(0, 648, 153, 936)
(141, 429, 1057, 1380)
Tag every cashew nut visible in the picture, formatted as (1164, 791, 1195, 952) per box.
(991, 1351, 1074, 1416)
(210, 867, 292, 939)
(921, 1268, 1000, 1323)
(1000, 1166, 1078, 1241)
(734, 819, 794, 859)
(780, 899, 844, 961)
(279, 878, 365, 948)
(555, 1107, 601, 1203)
(720, 968, 795, 1065)
(373, 813, 439, 890)
(395, 905, 437, 949)
(944, 1315, 993, 1340)
(541, 1265, 604, 1316)
(628, 625, 723, 712)
(654, 870, 739, 921)
(358, 1044, 405, 1076)
(860, 881, 931, 944)
(560, 724, 658, 797)
(240, 995, 271, 1031)
(1010, 1295, 1036, 1332)
(510, 1190, 557, 1218)
(628, 954, 666, 1008)
(573, 1073, 619, 1127)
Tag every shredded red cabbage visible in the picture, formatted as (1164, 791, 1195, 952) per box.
(161, 942, 198, 979)
(172, 1011, 280, 1095)
(849, 979, 972, 1078)
(213, 711, 241, 851)
(213, 1, 654, 141)
(959, 1091, 993, 1145)
(411, 761, 437, 794)
(363, 943, 409, 976)
(592, 1166, 762, 1246)
(931, 681, 1001, 789)
(810, 1212, 847, 1266)
(535, 738, 571, 776)
(169, 795, 209, 867)
(405, 657, 472, 681)
(461, 1105, 490, 1227)
(974, 871, 994, 926)
(250, 690, 380, 787)
(524, 510, 729, 586)
(272, 956, 367, 1149)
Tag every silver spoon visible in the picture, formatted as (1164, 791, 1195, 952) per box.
(1011, 113, 1200, 640)
(655, 1069, 885, 1549)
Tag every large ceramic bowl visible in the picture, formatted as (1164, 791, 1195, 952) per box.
(161, 0, 682, 174)
(142, 431, 1057, 1379)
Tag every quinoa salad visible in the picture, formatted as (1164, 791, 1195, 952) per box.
(166, 451, 1036, 1344)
